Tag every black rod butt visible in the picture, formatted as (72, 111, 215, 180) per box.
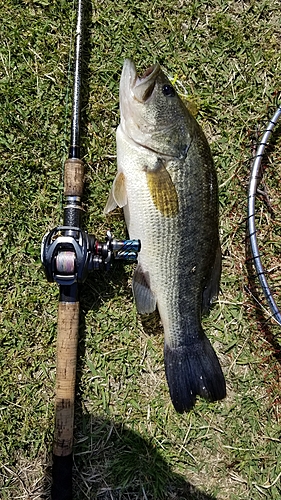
(51, 453, 73, 500)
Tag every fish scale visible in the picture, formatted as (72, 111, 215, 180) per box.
(121, 146, 213, 341)
(105, 59, 226, 412)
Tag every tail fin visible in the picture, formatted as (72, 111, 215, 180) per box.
(164, 334, 226, 413)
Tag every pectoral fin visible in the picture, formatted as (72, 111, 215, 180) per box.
(145, 159, 179, 217)
(132, 264, 156, 314)
(104, 172, 127, 214)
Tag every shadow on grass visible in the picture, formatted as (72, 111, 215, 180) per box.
(71, 415, 217, 500)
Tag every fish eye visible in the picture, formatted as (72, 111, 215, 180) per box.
(162, 84, 175, 97)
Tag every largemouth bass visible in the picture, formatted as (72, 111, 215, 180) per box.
(105, 59, 226, 412)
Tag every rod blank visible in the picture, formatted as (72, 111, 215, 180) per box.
(69, 0, 84, 159)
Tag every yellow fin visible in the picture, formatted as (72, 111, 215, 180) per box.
(146, 160, 179, 217)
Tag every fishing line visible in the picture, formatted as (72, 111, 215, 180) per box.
(247, 103, 281, 326)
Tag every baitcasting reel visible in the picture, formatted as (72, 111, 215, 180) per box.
(41, 226, 141, 286)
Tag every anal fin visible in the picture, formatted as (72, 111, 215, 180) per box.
(132, 264, 156, 314)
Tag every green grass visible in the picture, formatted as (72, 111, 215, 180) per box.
(1, 0, 281, 499)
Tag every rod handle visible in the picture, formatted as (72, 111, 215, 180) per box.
(51, 301, 79, 499)
(64, 158, 84, 197)
(53, 301, 79, 456)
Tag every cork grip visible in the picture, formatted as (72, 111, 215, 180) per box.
(64, 158, 84, 197)
(53, 302, 79, 457)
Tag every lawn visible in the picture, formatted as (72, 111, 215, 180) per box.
(1, 0, 281, 499)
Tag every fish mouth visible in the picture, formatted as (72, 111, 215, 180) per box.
(121, 59, 160, 103)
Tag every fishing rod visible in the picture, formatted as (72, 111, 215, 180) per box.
(41, 1, 140, 498)
(248, 103, 281, 326)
